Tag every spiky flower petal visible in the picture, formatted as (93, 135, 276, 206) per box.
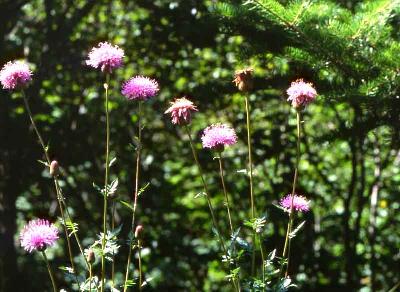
(287, 79, 317, 108)
(0, 60, 32, 90)
(165, 97, 198, 125)
(86, 42, 124, 72)
(201, 124, 237, 149)
(20, 219, 59, 253)
(280, 194, 310, 213)
(121, 76, 159, 101)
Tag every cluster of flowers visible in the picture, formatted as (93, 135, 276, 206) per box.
(1, 42, 316, 258)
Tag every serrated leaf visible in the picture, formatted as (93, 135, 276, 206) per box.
(289, 221, 306, 238)
(119, 200, 134, 212)
(109, 157, 117, 167)
(194, 191, 206, 198)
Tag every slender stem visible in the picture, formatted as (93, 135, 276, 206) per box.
(244, 95, 255, 218)
(258, 234, 266, 283)
(89, 263, 93, 292)
(185, 126, 240, 292)
(101, 73, 111, 292)
(123, 101, 143, 292)
(111, 200, 116, 287)
(244, 95, 256, 275)
(138, 239, 143, 291)
(282, 110, 301, 276)
(184, 125, 227, 253)
(21, 90, 86, 279)
(41, 251, 57, 292)
(54, 179, 90, 270)
(217, 152, 233, 233)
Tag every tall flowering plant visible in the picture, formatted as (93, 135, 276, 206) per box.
(3, 40, 317, 291)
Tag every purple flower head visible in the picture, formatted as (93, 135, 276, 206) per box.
(165, 97, 198, 125)
(86, 42, 124, 73)
(20, 219, 59, 253)
(280, 194, 310, 213)
(122, 76, 159, 101)
(201, 124, 237, 150)
(0, 60, 32, 90)
(286, 79, 317, 108)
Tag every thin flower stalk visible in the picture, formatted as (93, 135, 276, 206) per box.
(111, 200, 116, 287)
(138, 239, 143, 291)
(21, 90, 88, 277)
(282, 110, 301, 276)
(89, 263, 93, 292)
(42, 251, 58, 292)
(217, 152, 233, 234)
(123, 101, 143, 292)
(101, 73, 111, 292)
(258, 234, 266, 283)
(244, 95, 257, 275)
(184, 125, 240, 292)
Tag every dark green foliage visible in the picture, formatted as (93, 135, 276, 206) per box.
(0, 0, 400, 291)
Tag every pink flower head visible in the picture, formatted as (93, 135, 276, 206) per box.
(86, 42, 124, 72)
(201, 124, 237, 150)
(122, 76, 159, 100)
(286, 79, 317, 108)
(0, 60, 32, 90)
(20, 219, 59, 253)
(165, 97, 198, 125)
(280, 194, 310, 213)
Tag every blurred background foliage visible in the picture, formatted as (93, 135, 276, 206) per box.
(0, 0, 399, 291)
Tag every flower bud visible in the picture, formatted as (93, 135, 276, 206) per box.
(49, 160, 59, 177)
(135, 225, 144, 238)
(87, 249, 95, 263)
(233, 68, 254, 92)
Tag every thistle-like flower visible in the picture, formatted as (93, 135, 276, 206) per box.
(233, 67, 254, 92)
(121, 76, 159, 101)
(20, 219, 59, 252)
(86, 42, 124, 73)
(201, 124, 237, 150)
(286, 79, 317, 108)
(280, 194, 310, 213)
(0, 60, 32, 90)
(165, 97, 198, 125)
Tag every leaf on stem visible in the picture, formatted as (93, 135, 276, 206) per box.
(289, 221, 306, 239)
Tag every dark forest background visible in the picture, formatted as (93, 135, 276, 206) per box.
(0, 0, 399, 291)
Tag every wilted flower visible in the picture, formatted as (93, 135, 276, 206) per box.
(135, 225, 144, 238)
(20, 219, 59, 252)
(201, 124, 237, 150)
(86, 249, 95, 263)
(121, 76, 159, 100)
(286, 79, 317, 108)
(280, 194, 310, 212)
(86, 42, 124, 73)
(0, 60, 32, 90)
(49, 160, 59, 177)
(165, 97, 198, 125)
(233, 67, 254, 92)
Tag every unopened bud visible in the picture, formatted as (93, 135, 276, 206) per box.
(135, 225, 144, 238)
(87, 249, 95, 263)
(49, 160, 59, 176)
(233, 68, 254, 92)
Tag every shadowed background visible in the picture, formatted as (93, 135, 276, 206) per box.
(0, 0, 399, 291)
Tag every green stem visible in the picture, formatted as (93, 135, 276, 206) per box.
(184, 125, 227, 253)
(244, 95, 256, 275)
(111, 200, 116, 288)
(89, 263, 93, 292)
(101, 73, 111, 292)
(258, 234, 266, 283)
(217, 152, 233, 234)
(123, 101, 142, 292)
(21, 90, 86, 283)
(41, 251, 57, 292)
(138, 239, 143, 291)
(282, 110, 301, 276)
(184, 126, 240, 292)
